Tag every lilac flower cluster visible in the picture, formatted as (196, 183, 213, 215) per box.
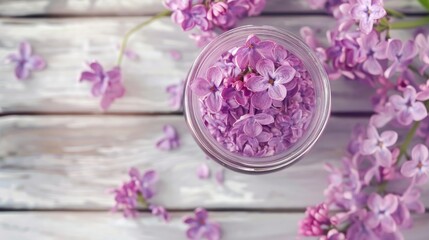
(163, 0, 266, 47)
(300, 0, 429, 238)
(191, 35, 316, 157)
(112, 168, 170, 222)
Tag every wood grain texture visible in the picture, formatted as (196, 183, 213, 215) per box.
(0, 0, 423, 16)
(1, 212, 428, 240)
(1, 16, 394, 114)
(0, 115, 428, 209)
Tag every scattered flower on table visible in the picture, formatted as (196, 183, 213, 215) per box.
(166, 81, 184, 110)
(112, 168, 158, 218)
(183, 208, 221, 240)
(169, 49, 182, 61)
(156, 124, 180, 151)
(149, 204, 171, 223)
(197, 163, 211, 179)
(5, 41, 46, 80)
(215, 169, 225, 185)
(79, 61, 125, 110)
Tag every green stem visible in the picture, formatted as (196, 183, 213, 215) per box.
(385, 8, 405, 18)
(390, 16, 429, 29)
(137, 194, 148, 208)
(398, 121, 421, 161)
(117, 10, 171, 66)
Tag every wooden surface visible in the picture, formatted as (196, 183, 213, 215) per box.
(0, 1, 428, 239)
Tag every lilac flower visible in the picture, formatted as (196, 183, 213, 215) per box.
(149, 204, 170, 222)
(299, 203, 331, 236)
(5, 41, 46, 80)
(191, 66, 224, 112)
(183, 208, 221, 240)
(112, 181, 139, 218)
(246, 59, 296, 102)
(234, 113, 274, 137)
(129, 167, 158, 200)
(112, 168, 158, 217)
(361, 126, 398, 167)
(156, 125, 180, 151)
(350, 0, 386, 34)
(207, 2, 228, 26)
(370, 102, 395, 128)
(190, 31, 218, 48)
(234, 35, 275, 69)
(357, 31, 387, 75)
(414, 33, 429, 70)
(366, 193, 398, 232)
(394, 188, 425, 228)
(389, 86, 427, 126)
(416, 79, 429, 101)
(166, 81, 184, 110)
(175, 4, 210, 31)
(384, 39, 416, 78)
(320, 229, 346, 240)
(80, 61, 125, 110)
(197, 163, 211, 179)
(401, 144, 429, 184)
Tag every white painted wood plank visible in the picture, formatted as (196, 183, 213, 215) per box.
(0, 0, 423, 16)
(0, 115, 428, 209)
(0, 16, 377, 114)
(0, 212, 428, 240)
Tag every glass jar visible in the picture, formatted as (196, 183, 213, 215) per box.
(184, 25, 331, 174)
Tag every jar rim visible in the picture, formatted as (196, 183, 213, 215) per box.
(184, 25, 331, 174)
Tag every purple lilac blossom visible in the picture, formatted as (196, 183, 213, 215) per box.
(299, 203, 331, 236)
(196, 163, 211, 179)
(190, 35, 316, 157)
(389, 86, 428, 126)
(350, 0, 386, 34)
(5, 41, 46, 80)
(156, 124, 180, 151)
(384, 39, 416, 78)
(166, 81, 184, 110)
(366, 193, 399, 232)
(149, 204, 171, 222)
(112, 168, 158, 218)
(361, 126, 397, 166)
(183, 208, 221, 240)
(401, 144, 429, 184)
(80, 61, 125, 110)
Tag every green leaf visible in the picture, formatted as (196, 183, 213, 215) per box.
(418, 0, 429, 11)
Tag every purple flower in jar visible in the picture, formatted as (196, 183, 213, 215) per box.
(350, 0, 386, 34)
(5, 41, 46, 80)
(246, 59, 296, 105)
(183, 208, 221, 240)
(191, 66, 224, 112)
(234, 34, 275, 69)
(366, 193, 399, 232)
(401, 144, 429, 184)
(234, 113, 274, 137)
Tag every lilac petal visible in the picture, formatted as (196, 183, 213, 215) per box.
(256, 41, 276, 58)
(156, 138, 172, 151)
(164, 125, 178, 139)
(248, 51, 263, 70)
(384, 61, 399, 78)
(181, 18, 196, 31)
(197, 163, 211, 179)
(19, 41, 32, 58)
(15, 64, 30, 80)
(272, 45, 288, 61)
(256, 131, 273, 142)
(359, 17, 374, 34)
(364, 57, 382, 75)
(401, 40, 416, 60)
(417, 91, 429, 101)
(89, 62, 104, 76)
(367, 193, 382, 212)
(234, 47, 250, 69)
(246, 35, 261, 45)
(370, 5, 386, 19)
(254, 113, 274, 125)
(251, 91, 272, 110)
(274, 65, 296, 84)
(376, 148, 392, 165)
(255, 59, 275, 77)
(397, 109, 413, 125)
(207, 66, 223, 87)
(5, 53, 20, 63)
(380, 131, 398, 147)
(186, 226, 200, 239)
(243, 144, 254, 156)
(244, 118, 262, 137)
(191, 77, 212, 97)
(366, 126, 379, 139)
(412, 144, 428, 163)
(169, 50, 182, 61)
(380, 216, 396, 232)
(246, 76, 269, 92)
(410, 102, 428, 121)
(142, 170, 157, 183)
(27, 55, 46, 70)
(267, 84, 287, 101)
(361, 139, 377, 155)
(100, 95, 114, 110)
(195, 208, 208, 220)
(386, 40, 402, 60)
(205, 92, 222, 112)
(389, 94, 406, 109)
(384, 195, 399, 213)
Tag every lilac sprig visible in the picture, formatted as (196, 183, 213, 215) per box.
(112, 168, 170, 221)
